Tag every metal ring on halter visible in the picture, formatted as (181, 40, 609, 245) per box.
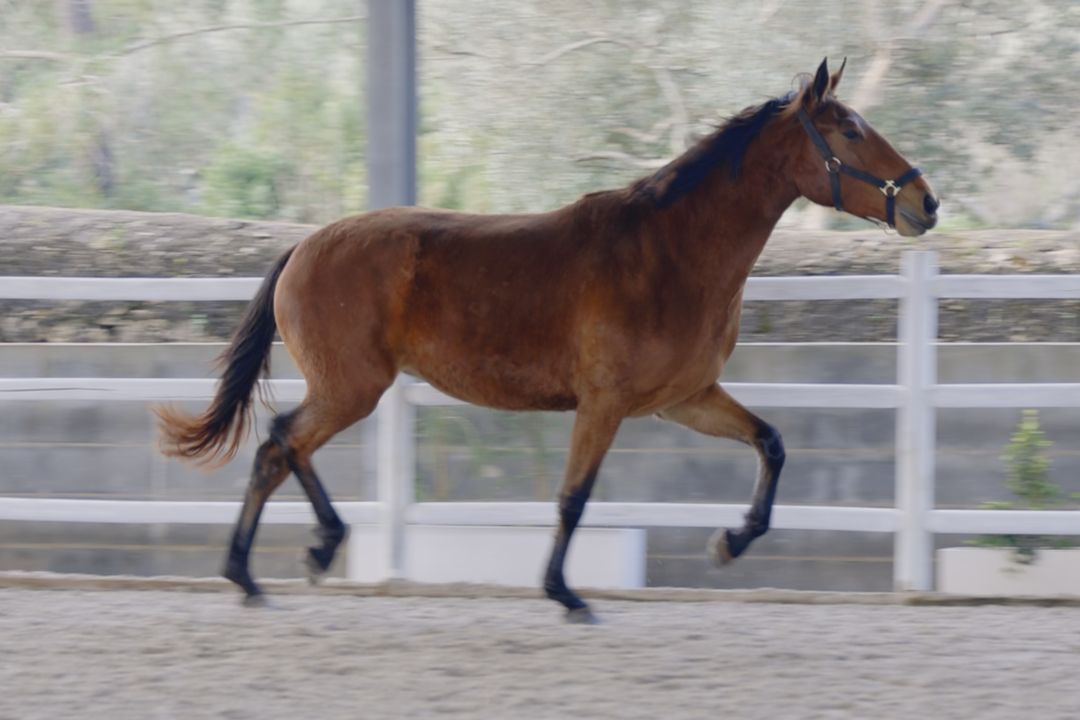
(825, 157, 842, 173)
(880, 180, 900, 197)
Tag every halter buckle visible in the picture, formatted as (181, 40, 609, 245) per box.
(825, 157, 842, 173)
(880, 180, 900, 197)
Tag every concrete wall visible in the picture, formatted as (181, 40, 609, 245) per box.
(4, 341, 1080, 592)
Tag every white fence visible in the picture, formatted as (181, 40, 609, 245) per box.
(3, 250, 1080, 592)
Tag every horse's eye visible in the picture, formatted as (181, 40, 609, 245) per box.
(842, 129, 860, 140)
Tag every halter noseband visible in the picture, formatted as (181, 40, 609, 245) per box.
(795, 107, 921, 229)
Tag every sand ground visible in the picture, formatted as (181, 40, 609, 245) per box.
(2, 586, 1080, 719)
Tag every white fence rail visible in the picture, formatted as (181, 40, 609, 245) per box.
(2, 250, 1080, 591)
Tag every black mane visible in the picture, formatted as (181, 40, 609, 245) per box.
(636, 94, 793, 209)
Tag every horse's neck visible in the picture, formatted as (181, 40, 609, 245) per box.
(661, 139, 800, 291)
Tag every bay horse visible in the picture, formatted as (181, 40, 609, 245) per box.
(157, 58, 938, 622)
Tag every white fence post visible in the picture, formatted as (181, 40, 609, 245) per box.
(894, 251, 938, 591)
(376, 375, 415, 580)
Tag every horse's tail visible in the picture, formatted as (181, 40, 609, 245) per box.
(155, 246, 297, 468)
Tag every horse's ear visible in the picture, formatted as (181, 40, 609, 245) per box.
(811, 58, 830, 104)
(829, 57, 847, 94)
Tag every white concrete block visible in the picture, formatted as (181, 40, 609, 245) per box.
(937, 546, 1080, 596)
(347, 524, 645, 589)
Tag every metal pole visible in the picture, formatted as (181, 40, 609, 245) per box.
(367, 0, 416, 210)
(894, 251, 938, 591)
(368, 0, 417, 579)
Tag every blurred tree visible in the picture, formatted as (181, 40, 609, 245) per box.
(420, 0, 1080, 228)
(2, 0, 1080, 228)
(0, 0, 366, 222)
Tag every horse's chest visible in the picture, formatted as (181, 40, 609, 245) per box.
(661, 302, 742, 384)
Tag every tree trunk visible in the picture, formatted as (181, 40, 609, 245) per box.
(59, 0, 95, 36)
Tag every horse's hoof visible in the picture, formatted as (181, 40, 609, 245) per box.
(302, 549, 327, 585)
(223, 563, 264, 598)
(565, 607, 601, 625)
(242, 592, 270, 609)
(707, 527, 734, 566)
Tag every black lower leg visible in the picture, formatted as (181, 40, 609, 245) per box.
(271, 413, 346, 575)
(294, 468, 346, 574)
(723, 422, 785, 561)
(544, 479, 594, 611)
(307, 519, 346, 573)
(223, 438, 289, 599)
(223, 513, 263, 597)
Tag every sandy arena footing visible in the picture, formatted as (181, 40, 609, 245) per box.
(2, 573, 1080, 719)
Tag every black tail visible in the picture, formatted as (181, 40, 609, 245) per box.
(155, 246, 296, 467)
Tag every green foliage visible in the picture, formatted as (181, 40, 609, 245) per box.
(1002, 410, 1059, 509)
(967, 410, 1073, 565)
(5, 0, 1080, 227)
(201, 144, 288, 220)
(0, 0, 366, 224)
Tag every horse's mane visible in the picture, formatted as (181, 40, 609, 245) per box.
(633, 83, 809, 209)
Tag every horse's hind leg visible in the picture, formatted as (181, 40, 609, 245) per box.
(270, 394, 384, 583)
(223, 438, 292, 605)
(544, 403, 623, 624)
(269, 410, 347, 583)
(657, 383, 786, 565)
(224, 396, 377, 604)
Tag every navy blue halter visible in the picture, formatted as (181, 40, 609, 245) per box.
(796, 107, 922, 229)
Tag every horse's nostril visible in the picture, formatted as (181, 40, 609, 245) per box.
(924, 193, 940, 216)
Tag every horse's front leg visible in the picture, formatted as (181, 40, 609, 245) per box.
(544, 403, 623, 624)
(657, 383, 786, 564)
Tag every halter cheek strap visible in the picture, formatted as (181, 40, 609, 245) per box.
(795, 108, 921, 228)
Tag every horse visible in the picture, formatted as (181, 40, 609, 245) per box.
(156, 58, 938, 622)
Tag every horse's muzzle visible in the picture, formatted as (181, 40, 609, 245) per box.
(897, 191, 939, 236)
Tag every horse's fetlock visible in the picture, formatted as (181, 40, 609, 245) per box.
(307, 545, 335, 573)
(723, 529, 752, 560)
(544, 573, 586, 610)
(746, 509, 772, 538)
(223, 558, 260, 596)
(316, 518, 347, 546)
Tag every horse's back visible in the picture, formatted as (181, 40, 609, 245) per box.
(273, 207, 590, 411)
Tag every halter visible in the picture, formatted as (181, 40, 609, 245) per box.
(795, 107, 921, 229)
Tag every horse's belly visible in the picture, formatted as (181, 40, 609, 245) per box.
(402, 355, 578, 413)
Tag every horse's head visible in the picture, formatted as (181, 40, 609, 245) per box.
(789, 58, 938, 237)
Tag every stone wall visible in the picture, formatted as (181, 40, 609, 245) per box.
(0, 206, 309, 343)
(3, 205, 1080, 342)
